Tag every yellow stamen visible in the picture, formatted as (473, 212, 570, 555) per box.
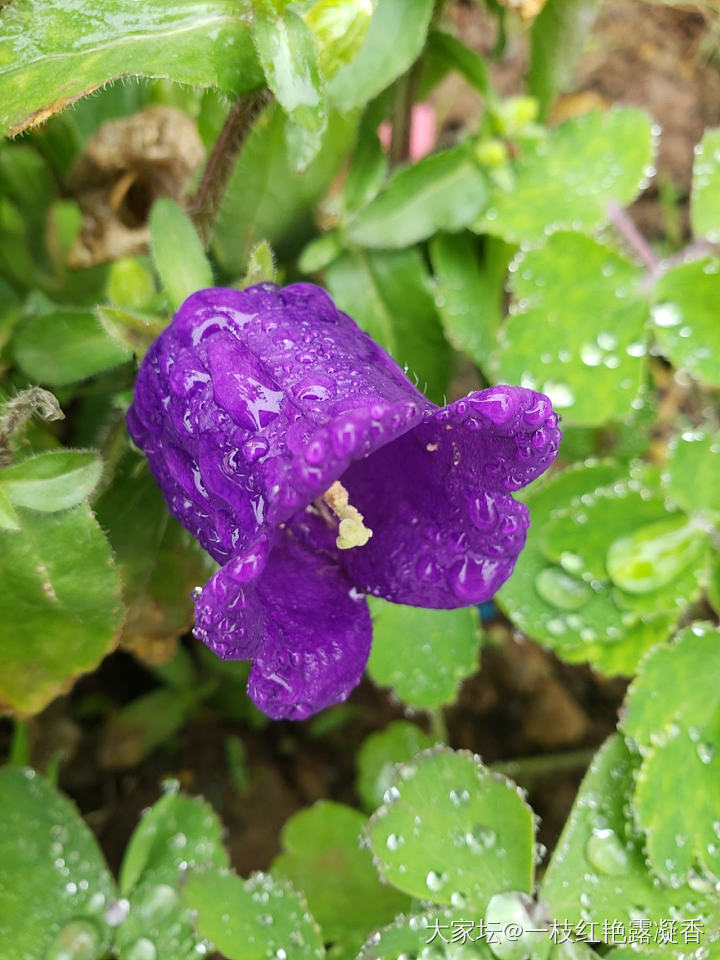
(322, 480, 373, 550)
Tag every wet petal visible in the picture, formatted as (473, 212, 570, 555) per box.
(193, 515, 372, 720)
(340, 386, 561, 607)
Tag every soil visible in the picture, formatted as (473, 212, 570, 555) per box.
(1, 0, 717, 890)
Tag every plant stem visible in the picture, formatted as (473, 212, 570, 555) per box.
(389, 63, 419, 167)
(607, 201, 658, 271)
(428, 707, 449, 744)
(491, 746, 596, 783)
(191, 88, 273, 245)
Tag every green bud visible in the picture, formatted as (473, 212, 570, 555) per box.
(474, 138, 509, 168)
(494, 96, 539, 135)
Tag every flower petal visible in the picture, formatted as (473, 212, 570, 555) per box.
(340, 386, 561, 608)
(193, 514, 372, 720)
(128, 283, 428, 562)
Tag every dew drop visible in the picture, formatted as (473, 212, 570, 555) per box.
(585, 827, 630, 875)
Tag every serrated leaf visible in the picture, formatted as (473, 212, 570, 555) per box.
(0, 504, 122, 715)
(347, 147, 488, 249)
(497, 462, 677, 676)
(430, 232, 512, 370)
(119, 782, 227, 895)
(149, 199, 213, 312)
(328, 0, 434, 111)
(182, 867, 325, 960)
(13, 309, 131, 386)
(94, 454, 216, 677)
(0, 767, 115, 958)
(367, 747, 535, 912)
(0, 1, 263, 137)
(493, 232, 648, 426)
(665, 429, 720, 521)
(356, 721, 435, 812)
(476, 109, 653, 242)
(691, 127, 720, 242)
(254, 7, 326, 134)
(368, 601, 481, 709)
(212, 104, 356, 275)
(324, 246, 450, 404)
(0, 450, 102, 512)
(652, 258, 720, 387)
(541, 735, 720, 954)
(621, 625, 720, 884)
(272, 801, 410, 955)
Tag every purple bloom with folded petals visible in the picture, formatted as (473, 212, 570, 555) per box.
(127, 283, 560, 720)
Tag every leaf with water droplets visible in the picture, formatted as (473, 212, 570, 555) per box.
(541, 735, 720, 952)
(367, 747, 535, 913)
(0, 767, 115, 958)
(607, 515, 707, 594)
(652, 258, 720, 387)
(0, 504, 123, 715)
(324, 245, 451, 404)
(474, 109, 653, 243)
(116, 783, 229, 960)
(356, 721, 435, 812)
(498, 462, 677, 677)
(182, 867, 325, 960)
(367, 600, 481, 709)
(621, 625, 720, 884)
(691, 127, 720, 243)
(429, 232, 513, 372)
(271, 801, 410, 957)
(664, 429, 720, 522)
(357, 911, 496, 959)
(493, 232, 648, 426)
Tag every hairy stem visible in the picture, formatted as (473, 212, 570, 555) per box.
(607, 201, 658, 271)
(389, 63, 420, 167)
(191, 88, 273, 245)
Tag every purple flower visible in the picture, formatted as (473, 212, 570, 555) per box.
(127, 283, 560, 719)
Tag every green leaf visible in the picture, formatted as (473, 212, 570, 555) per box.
(240, 240, 278, 287)
(96, 305, 166, 358)
(652, 258, 720, 387)
(368, 601, 481, 709)
(341, 118, 388, 215)
(497, 462, 677, 676)
(357, 912, 495, 959)
(430, 232, 512, 370)
(324, 246, 450, 403)
(0, 1, 263, 137)
(541, 735, 720, 953)
(347, 147, 488, 249)
(107, 256, 157, 310)
(328, 0, 434, 111)
(254, 7, 326, 134)
(691, 127, 720, 242)
(368, 747, 535, 912)
(303, 0, 373, 81)
(149, 199, 213, 312)
(117, 781, 229, 960)
(0, 486, 20, 531)
(94, 454, 216, 662)
(606, 515, 707, 594)
(664, 429, 720, 521)
(272, 801, 410, 955)
(621, 625, 720, 884)
(182, 867, 325, 960)
(120, 780, 227, 894)
(493, 232, 648, 426)
(476, 109, 653, 243)
(0, 504, 122, 715)
(527, 0, 598, 120)
(212, 104, 356, 275)
(98, 687, 197, 770)
(428, 30, 490, 97)
(356, 721, 435, 813)
(0, 767, 115, 958)
(0, 450, 102, 512)
(13, 309, 131, 386)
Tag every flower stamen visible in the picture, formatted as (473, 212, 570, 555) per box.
(322, 480, 373, 550)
